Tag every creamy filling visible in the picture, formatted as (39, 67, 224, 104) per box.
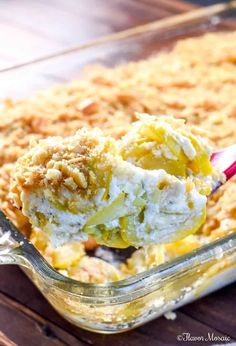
(21, 159, 206, 248)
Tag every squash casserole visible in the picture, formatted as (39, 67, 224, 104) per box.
(11, 115, 220, 248)
(0, 32, 235, 283)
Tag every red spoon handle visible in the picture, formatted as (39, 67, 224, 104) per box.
(211, 144, 236, 181)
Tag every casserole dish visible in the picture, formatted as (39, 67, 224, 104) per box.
(1, 215, 236, 333)
(0, 2, 236, 333)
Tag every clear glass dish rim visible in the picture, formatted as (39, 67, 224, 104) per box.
(23, 232, 236, 300)
(4, 1, 236, 299)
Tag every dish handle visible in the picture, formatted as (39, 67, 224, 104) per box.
(0, 227, 31, 268)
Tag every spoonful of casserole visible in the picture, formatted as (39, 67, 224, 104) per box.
(10, 114, 230, 248)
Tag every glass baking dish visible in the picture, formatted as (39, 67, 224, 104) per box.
(0, 1, 236, 334)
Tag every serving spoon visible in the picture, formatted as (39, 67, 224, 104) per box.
(0, 144, 235, 262)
